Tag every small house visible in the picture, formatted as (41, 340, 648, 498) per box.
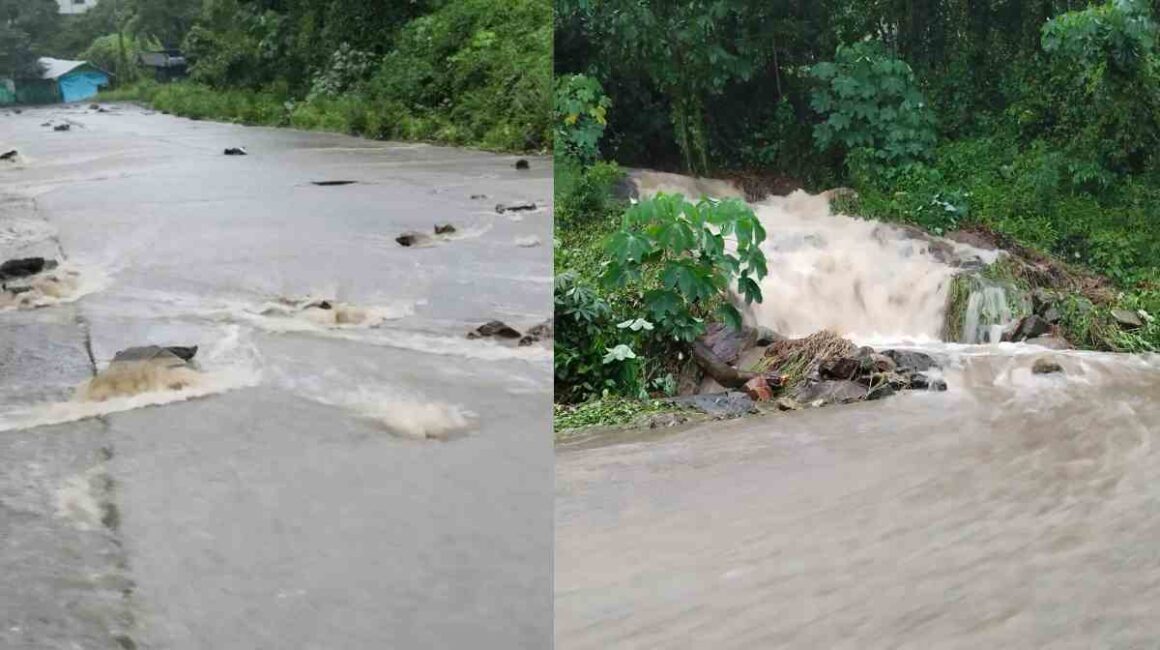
(35, 57, 112, 104)
(139, 50, 188, 82)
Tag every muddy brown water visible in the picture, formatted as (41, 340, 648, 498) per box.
(556, 172, 1160, 649)
(1, 105, 551, 649)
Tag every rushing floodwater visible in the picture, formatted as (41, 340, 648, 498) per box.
(1, 104, 551, 649)
(556, 171, 1160, 649)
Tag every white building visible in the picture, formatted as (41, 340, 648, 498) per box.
(57, 0, 98, 15)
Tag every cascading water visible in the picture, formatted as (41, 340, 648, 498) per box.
(629, 171, 1003, 343)
(558, 170, 1160, 649)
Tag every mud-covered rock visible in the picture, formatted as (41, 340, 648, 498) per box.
(495, 201, 537, 214)
(0, 257, 56, 281)
(468, 320, 522, 340)
(881, 349, 937, 373)
(1111, 308, 1144, 330)
(668, 391, 756, 418)
(112, 345, 198, 365)
(794, 380, 867, 406)
(1032, 357, 1063, 375)
(908, 373, 947, 391)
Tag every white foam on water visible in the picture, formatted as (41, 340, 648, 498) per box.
(0, 326, 261, 432)
(282, 377, 477, 440)
(0, 264, 110, 312)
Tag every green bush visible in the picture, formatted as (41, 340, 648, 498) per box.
(602, 193, 768, 342)
(1030, 0, 1160, 176)
(368, 0, 551, 151)
(554, 74, 611, 163)
(810, 41, 937, 173)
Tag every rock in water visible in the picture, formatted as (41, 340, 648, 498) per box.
(395, 232, 430, 247)
(794, 380, 867, 406)
(514, 159, 529, 170)
(112, 345, 197, 366)
(223, 147, 247, 156)
(495, 202, 537, 214)
(0, 257, 52, 281)
(434, 224, 456, 235)
(1008, 314, 1052, 341)
(820, 357, 861, 381)
(881, 349, 937, 373)
(468, 320, 522, 340)
(0, 149, 17, 161)
(1032, 357, 1063, 375)
(53, 124, 70, 132)
(89, 103, 99, 110)
(518, 320, 553, 346)
(908, 373, 948, 391)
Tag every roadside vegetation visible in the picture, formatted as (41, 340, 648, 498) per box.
(31, 0, 550, 152)
(555, 0, 1160, 431)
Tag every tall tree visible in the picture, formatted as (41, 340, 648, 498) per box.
(0, 0, 58, 78)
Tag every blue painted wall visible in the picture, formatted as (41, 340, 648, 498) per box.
(59, 70, 109, 103)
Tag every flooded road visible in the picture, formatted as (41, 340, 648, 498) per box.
(555, 175, 1160, 649)
(557, 347, 1160, 649)
(1, 105, 551, 649)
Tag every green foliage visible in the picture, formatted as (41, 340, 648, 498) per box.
(810, 41, 937, 172)
(368, 0, 551, 150)
(555, 158, 624, 229)
(554, 397, 677, 432)
(1031, 0, 1160, 175)
(554, 74, 611, 163)
(0, 0, 58, 78)
(307, 42, 378, 100)
(80, 33, 161, 84)
(602, 194, 767, 342)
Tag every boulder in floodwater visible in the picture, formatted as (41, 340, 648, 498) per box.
(1032, 357, 1064, 375)
(223, 147, 247, 156)
(468, 320, 522, 340)
(518, 320, 553, 346)
(53, 124, 71, 132)
(0, 257, 56, 281)
(0, 149, 17, 162)
(78, 346, 202, 402)
(495, 201, 537, 214)
(434, 223, 456, 235)
(514, 159, 529, 170)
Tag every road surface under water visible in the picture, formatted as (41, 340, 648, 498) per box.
(1, 104, 551, 649)
(556, 173, 1160, 649)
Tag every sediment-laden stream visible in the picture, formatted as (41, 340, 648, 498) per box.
(1, 104, 552, 649)
(556, 172, 1160, 649)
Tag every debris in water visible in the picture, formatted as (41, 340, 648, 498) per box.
(514, 159, 529, 170)
(53, 124, 71, 132)
(468, 320, 522, 340)
(495, 201, 536, 214)
(311, 180, 357, 186)
(223, 147, 247, 156)
(0, 149, 17, 161)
